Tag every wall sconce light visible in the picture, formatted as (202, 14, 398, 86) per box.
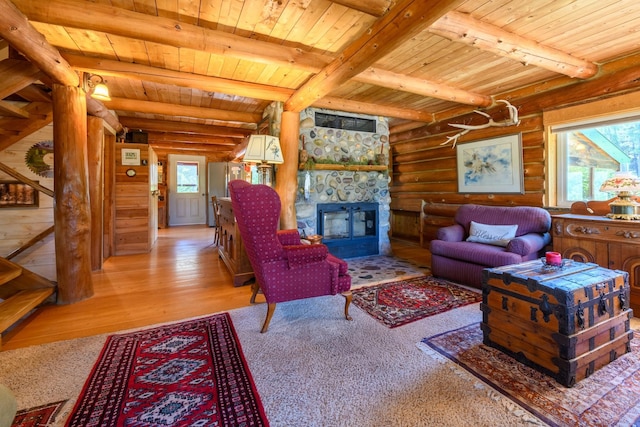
(600, 172, 640, 220)
(83, 73, 111, 101)
(243, 135, 283, 186)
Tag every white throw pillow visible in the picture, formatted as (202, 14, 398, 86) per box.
(466, 221, 518, 247)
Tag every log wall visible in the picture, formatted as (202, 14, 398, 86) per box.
(390, 78, 640, 246)
(0, 125, 56, 279)
(390, 112, 545, 244)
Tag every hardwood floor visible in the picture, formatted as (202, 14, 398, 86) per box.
(1, 226, 430, 351)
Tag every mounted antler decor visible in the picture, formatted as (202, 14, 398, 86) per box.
(442, 100, 521, 148)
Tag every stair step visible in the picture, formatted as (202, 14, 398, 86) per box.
(0, 258, 22, 287)
(0, 288, 55, 347)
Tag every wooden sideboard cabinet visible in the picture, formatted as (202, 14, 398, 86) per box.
(217, 198, 254, 287)
(552, 214, 640, 314)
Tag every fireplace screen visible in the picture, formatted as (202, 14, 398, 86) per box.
(317, 202, 378, 258)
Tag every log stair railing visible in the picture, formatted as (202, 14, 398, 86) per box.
(0, 257, 56, 349)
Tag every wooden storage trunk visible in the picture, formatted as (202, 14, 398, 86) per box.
(481, 259, 634, 387)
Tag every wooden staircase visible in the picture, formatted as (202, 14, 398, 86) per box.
(0, 257, 56, 349)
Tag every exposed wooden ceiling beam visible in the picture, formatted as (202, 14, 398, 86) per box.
(285, 0, 466, 112)
(314, 96, 434, 123)
(65, 54, 434, 122)
(104, 98, 262, 125)
(152, 148, 230, 163)
(330, 0, 391, 17)
(13, 0, 328, 73)
(148, 142, 234, 152)
(63, 53, 292, 103)
(0, 0, 77, 87)
(146, 132, 238, 146)
(50, 4, 491, 110)
(429, 11, 598, 79)
(355, 67, 492, 107)
(119, 117, 252, 138)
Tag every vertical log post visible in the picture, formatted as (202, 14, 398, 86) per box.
(53, 84, 94, 303)
(103, 133, 116, 260)
(87, 116, 104, 271)
(275, 111, 300, 230)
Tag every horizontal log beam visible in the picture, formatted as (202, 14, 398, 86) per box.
(149, 142, 233, 153)
(355, 68, 492, 107)
(146, 132, 238, 146)
(313, 96, 434, 123)
(104, 98, 261, 124)
(429, 11, 598, 79)
(0, 0, 78, 86)
(119, 117, 252, 138)
(330, 0, 391, 17)
(14, 0, 328, 73)
(63, 53, 293, 102)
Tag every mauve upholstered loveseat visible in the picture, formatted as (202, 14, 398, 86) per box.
(430, 204, 552, 288)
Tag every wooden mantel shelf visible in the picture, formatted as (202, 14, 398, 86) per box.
(298, 163, 387, 171)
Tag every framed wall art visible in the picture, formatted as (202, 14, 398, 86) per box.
(456, 133, 524, 194)
(121, 148, 141, 166)
(0, 181, 39, 208)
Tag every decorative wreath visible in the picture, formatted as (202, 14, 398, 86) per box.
(25, 140, 54, 178)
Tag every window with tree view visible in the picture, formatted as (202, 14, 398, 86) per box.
(555, 119, 640, 206)
(176, 161, 199, 193)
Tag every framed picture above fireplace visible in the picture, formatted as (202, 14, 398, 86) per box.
(456, 133, 524, 194)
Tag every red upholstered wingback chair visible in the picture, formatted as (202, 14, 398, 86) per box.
(228, 180, 352, 332)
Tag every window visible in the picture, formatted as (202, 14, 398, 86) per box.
(176, 161, 199, 193)
(553, 120, 640, 207)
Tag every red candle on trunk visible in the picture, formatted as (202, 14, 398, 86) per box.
(546, 251, 562, 266)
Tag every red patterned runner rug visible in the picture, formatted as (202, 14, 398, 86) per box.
(65, 313, 268, 427)
(352, 276, 482, 328)
(12, 400, 66, 427)
(421, 323, 640, 426)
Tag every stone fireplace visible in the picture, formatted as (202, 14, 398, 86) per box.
(294, 108, 391, 257)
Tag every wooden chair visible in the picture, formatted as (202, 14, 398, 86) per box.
(211, 196, 222, 246)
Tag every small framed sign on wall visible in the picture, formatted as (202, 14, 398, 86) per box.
(122, 148, 141, 166)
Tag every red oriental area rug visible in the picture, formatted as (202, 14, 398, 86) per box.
(421, 323, 640, 426)
(352, 276, 482, 328)
(65, 313, 269, 427)
(12, 401, 66, 427)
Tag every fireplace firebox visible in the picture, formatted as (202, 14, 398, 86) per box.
(317, 202, 378, 258)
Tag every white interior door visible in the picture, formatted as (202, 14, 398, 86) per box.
(168, 154, 207, 226)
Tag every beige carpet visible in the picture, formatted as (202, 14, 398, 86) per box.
(0, 296, 552, 427)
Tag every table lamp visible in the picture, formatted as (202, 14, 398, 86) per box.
(599, 172, 640, 220)
(243, 135, 284, 186)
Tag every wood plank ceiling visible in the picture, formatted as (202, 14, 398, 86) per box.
(0, 0, 639, 159)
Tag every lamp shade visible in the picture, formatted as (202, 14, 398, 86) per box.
(600, 172, 640, 193)
(91, 82, 111, 101)
(243, 135, 284, 164)
(91, 83, 111, 101)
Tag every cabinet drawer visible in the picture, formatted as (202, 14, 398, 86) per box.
(563, 221, 640, 245)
